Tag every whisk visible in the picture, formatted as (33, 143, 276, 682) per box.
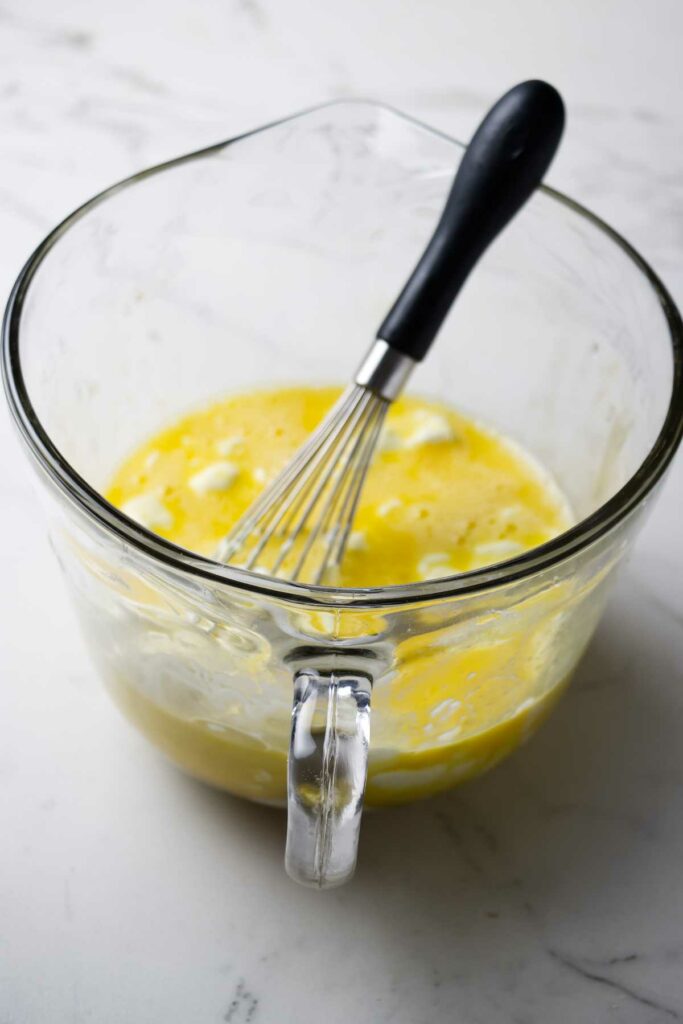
(215, 81, 565, 583)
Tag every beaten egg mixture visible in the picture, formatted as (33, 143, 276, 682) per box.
(105, 387, 572, 804)
(108, 387, 569, 584)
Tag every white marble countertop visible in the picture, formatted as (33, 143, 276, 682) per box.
(2, 1, 683, 1021)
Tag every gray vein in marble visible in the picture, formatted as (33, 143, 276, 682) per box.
(110, 66, 168, 96)
(65, 98, 152, 156)
(547, 948, 681, 1021)
(587, 953, 639, 966)
(0, 5, 93, 50)
(44, 27, 94, 51)
(633, 108, 666, 124)
(224, 979, 259, 1022)
(0, 184, 51, 227)
(432, 798, 504, 879)
(433, 810, 485, 875)
(234, 0, 267, 29)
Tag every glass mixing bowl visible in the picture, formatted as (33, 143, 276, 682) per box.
(3, 101, 682, 887)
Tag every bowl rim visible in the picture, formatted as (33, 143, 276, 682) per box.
(3, 98, 683, 609)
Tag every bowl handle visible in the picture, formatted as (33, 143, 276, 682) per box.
(285, 666, 372, 888)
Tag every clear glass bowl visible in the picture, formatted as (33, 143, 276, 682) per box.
(3, 101, 682, 887)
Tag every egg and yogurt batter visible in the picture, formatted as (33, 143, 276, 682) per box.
(106, 387, 572, 804)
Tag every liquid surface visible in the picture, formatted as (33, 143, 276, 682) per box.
(107, 387, 570, 586)
(103, 387, 575, 805)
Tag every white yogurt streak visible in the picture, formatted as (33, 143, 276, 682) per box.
(377, 426, 402, 452)
(189, 462, 239, 495)
(121, 493, 173, 530)
(346, 530, 367, 552)
(471, 539, 524, 566)
(379, 410, 456, 453)
(417, 552, 454, 581)
(216, 434, 244, 457)
(376, 497, 402, 517)
(405, 410, 456, 448)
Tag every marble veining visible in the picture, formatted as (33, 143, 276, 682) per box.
(1, 1, 683, 1021)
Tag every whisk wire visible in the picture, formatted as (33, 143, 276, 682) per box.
(216, 386, 359, 565)
(317, 399, 388, 582)
(268, 389, 374, 566)
(287, 393, 387, 581)
(217, 385, 392, 581)
(243, 388, 368, 572)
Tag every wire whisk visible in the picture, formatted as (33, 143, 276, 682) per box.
(214, 81, 565, 584)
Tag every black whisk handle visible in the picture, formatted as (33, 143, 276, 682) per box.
(377, 80, 565, 362)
